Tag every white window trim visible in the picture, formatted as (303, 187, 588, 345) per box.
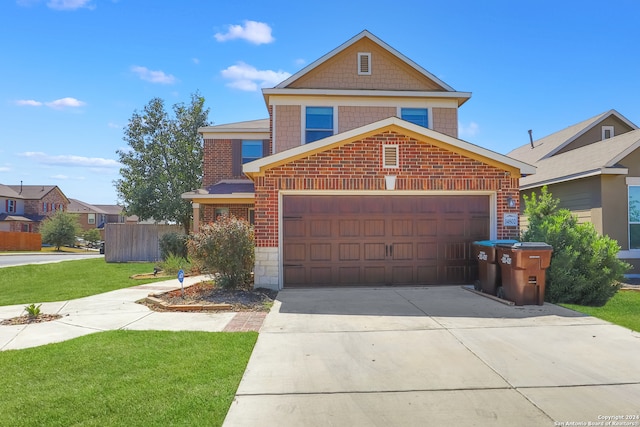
(301, 105, 338, 145)
(357, 52, 371, 75)
(602, 125, 614, 140)
(626, 178, 640, 251)
(382, 144, 399, 168)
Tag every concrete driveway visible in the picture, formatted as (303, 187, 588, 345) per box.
(223, 286, 640, 426)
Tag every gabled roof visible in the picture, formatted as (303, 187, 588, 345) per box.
(0, 184, 23, 199)
(93, 205, 126, 216)
(198, 118, 270, 135)
(68, 199, 109, 214)
(181, 180, 255, 202)
(275, 30, 455, 91)
(7, 185, 69, 203)
(519, 129, 640, 189)
(263, 30, 472, 107)
(243, 116, 536, 178)
(508, 109, 638, 165)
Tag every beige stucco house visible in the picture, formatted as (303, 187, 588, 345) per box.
(508, 109, 640, 276)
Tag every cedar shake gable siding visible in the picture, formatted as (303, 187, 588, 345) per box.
(252, 130, 520, 249)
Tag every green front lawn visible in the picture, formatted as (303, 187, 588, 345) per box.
(0, 331, 257, 427)
(561, 290, 640, 332)
(0, 258, 165, 306)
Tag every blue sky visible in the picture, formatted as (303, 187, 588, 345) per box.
(1, 0, 639, 204)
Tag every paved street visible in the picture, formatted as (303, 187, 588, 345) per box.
(0, 253, 103, 268)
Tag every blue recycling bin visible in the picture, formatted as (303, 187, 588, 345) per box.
(472, 240, 519, 295)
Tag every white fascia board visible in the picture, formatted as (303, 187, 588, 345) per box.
(264, 88, 471, 104)
(607, 139, 640, 166)
(181, 192, 255, 200)
(244, 116, 536, 175)
(200, 131, 270, 140)
(520, 167, 629, 190)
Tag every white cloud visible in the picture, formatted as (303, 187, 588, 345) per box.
(294, 58, 306, 66)
(46, 97, 86, 109)
(192, 58, 200, 65)
(51, 174, 69, 179)
(47, 0, 94, 10)
(19, 152, 120, 168)
(0, 166, 11, 172)
(459, 121, 480, 138)
(221, 62, 291, 91)
(15, 99, 43, 107)
(214, 21, 274, 45)
(108, 122, 121, 129)
(131, 66, 177, 84)
(15, 97, 86, 109)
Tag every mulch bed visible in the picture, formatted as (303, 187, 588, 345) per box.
(142, 281, 279, 312)
(1, 314, 63, 326)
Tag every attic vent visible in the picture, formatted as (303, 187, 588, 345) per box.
(358, 52, 371, 75)
(602, 125, 614, 140)
(383, 144, 399, 168)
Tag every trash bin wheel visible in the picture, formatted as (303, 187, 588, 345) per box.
(474, 280, 481, 291)
(496, 286, 505, 299)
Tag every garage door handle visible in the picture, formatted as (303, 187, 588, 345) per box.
(283, 264, 303, 267)
(283, 216, 303, 219)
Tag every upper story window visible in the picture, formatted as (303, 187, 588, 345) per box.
(358, 52, 371, 75)
(88, 213, 96, 224)
(401, 108, 429, 128)
(42, 202, 48, 212)
(305, 106, 334, 144)
(6, 199, 16, 213)
(242, 140, 264, 164)
(602, 126, 614, 140)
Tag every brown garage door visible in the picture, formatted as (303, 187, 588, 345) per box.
(282, 195, 490, 288)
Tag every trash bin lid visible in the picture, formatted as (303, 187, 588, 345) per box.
(497, 241, 552, 250)
(473, 239, 519, 247)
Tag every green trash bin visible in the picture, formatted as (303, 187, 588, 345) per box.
(496, 242, 553, 306)
(472, 240, 518, 295)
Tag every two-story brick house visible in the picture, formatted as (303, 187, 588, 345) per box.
(5, 184, 69, 232)
(182, 30, 535, 290)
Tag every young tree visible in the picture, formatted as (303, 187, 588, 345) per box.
(40, 211, 81, 251)
(115, 92, 210, 234)
(82, 228, 102, 248)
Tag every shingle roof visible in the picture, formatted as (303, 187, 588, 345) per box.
(507, 109, 638, 165)
(68, 199, 108, 214)
(519, 129, 640, 189)
(199, 118, 269, 133)
(0, 184, 23, 199)
(6, 185, 68, 202)
(92, 204, 124, 215)
(205, 180, 255, 195)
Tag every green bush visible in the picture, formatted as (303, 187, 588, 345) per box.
(158, 254, 191, 275)
(522, 187, 629, 306)
(159, 232, 188, 260)
(188, 216, 254, 289)
(40, 211, 81, 251)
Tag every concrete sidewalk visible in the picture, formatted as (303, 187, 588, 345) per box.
(0, 276, 262, 351)
(223, 286, 640, 426)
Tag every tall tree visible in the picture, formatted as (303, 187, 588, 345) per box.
(115, 92, 210, 233)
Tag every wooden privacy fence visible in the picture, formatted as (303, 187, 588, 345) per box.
(0, 231, 42, 251)
(105, 223, 184, 262)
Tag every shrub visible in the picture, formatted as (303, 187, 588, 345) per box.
(158, 254, 191, 276)
(82, 229, 102, 248)
(522, 186, 629, 306)
(159, 232, 188, 260)
(188, 216, 254, 289)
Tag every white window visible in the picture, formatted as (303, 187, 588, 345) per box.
(629, 185, 640, 249)
(383, 144, 399, 168)
(88, 213, 96, 224)
(358, 52, 371, 75)
(7, 200, 16, 213)
(305, 106, 334, 143)
(602, 126, 614, 140)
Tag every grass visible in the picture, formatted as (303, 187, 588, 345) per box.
(0, 258, 166, 306)
(0, 330, 257, 427)
(561, 290, 640, 332)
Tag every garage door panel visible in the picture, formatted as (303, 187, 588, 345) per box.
(363, 266, 386, 285)
(310, 197, 334, 214)
(392, 219, 413, 236)
(443, 219, 466, 237)
(444, 242, 467, 261)
(364, 243, 386, 260)
(339, 243, 360, 261)
(283, 220, 305, 237)
(339, 220, 360, 237)
(417, 242, 437, 260)
(470, 217, 490, 238)
(391, 243, 413, 260)
(310, 243, 331, 261)
(417, 265, 438, 284)
(416, 219, 437, 236)
(338, 267, 360, 284)
(364, 219, 385, 237)
(310, 219, 332, 237)
(310, 267, 332, 284)
(283, 243, 305, 262)
(391, 266, 414, 284)
(284, 266, 305, 286)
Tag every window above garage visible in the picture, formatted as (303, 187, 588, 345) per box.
(401, 108, 428, 128)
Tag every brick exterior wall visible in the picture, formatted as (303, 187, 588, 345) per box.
(433, 108, 458, 138)
(203, 138, 234, 186)
(253, 130, 520, 248)
(288, 38, 444, 91)
(23, 188, 68, 219)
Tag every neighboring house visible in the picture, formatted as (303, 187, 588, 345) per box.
(5, 184, 69, 232)
(508, 109, 640, 277)
(183, 30, 535, 290)
(68, 199, 109, 231)
(0, 184, 32, 232)
(92, 204, 134, 226)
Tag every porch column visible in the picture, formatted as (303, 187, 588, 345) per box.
(192, 203, 200, 232)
